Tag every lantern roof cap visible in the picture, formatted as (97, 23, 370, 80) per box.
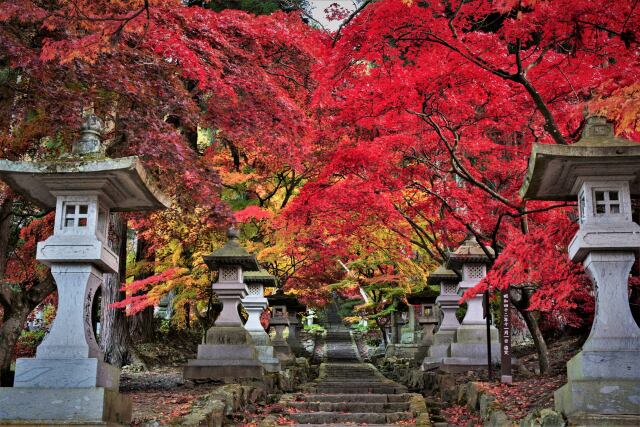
(0, 156, 170, 211)
(406, 287, 438, 304)
(0, 114, 170, 211)
(266, 289, 306, 312)
(203, 228, 260, 271)
(243, 269, 276, 285)
(427, 265, 459, 285)
(446, 236, 493, 270)
(521, 116, 640, 201)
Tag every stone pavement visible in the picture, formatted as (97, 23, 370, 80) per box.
(279, 303, 425, 426)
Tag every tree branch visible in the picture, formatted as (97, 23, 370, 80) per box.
(332, 0, 373, 47)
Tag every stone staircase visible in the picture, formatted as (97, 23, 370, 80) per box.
(280, 303, 424, 426)
(284, 362, 415, 426)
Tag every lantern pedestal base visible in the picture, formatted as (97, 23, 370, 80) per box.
(13, 357, 120, 389)
(183, 326, 264, 381)
(420, 330, 456, 370)
(440, 325, 500, 372)
(555, 350, 640, 419)
(272, 340, 295, 366)
(0, 387, 131, 425)
(248, 331, 281, 373)
(385, 343, 420, 359)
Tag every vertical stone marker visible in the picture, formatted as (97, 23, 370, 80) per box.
(500, 289, 512, 384)
(441, 237, 500, 372)
(184, 228, 264, 381)
(0, 114, 170, 425)
(521, 116, 640, 424)
(421, 265, 461, 370)
(242, 270, 281, 373)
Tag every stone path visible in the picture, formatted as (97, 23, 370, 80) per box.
(280, 304, 424, 426)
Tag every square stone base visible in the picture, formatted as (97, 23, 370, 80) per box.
(555, 379, 640, 417)
(272, 342, 295, 365)
(439, 357, 499, 373)
(385, 344, 420, 359)
(0, 387, 131, 425)
(254, 345, 281, 373)
(183, 359, 264, 381)
(563, 414, 640, 426)
(14, 358, 120, 390)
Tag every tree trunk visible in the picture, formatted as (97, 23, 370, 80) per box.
(129, 307, 154, 343)
(0, 273, 56, 386)
(128, 236, 155, 343)
(510, 287, 550, 375)
(0, 199, 13, 278)
(520, 307, 550, 375)
(0, 302, 30, 386)
(101, 214, 135, 367)
(375, 317, 388, 346)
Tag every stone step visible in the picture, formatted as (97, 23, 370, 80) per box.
(306, 385, 408, 394)
(288, 401, 411, 413)
(307, 381, 406, 389)
(297, 393, 413, 403)
(310, 381, 402, 388)
(288, 411, 413, 424)
(292, 425, 401, 427)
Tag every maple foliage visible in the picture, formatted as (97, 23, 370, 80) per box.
(281, 0, 640, 327)
(1, 0, 640, 370)
(0, 0, 325, 322)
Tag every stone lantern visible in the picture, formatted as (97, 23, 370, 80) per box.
(267, 289, 307, 357)
(421, 265, 461, 370)
(0, 115, 170, 425)
(520, 116, 640, 422)
(268, 303, 295, 365)
(183, 228, 264, 381)
(242, 270, 281, 373)
(441, 237, 499, 372)
(417, 304, 439, 348)
(401, 289, 438, 361)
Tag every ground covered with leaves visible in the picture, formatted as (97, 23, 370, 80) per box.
(438, 336, 583, 425)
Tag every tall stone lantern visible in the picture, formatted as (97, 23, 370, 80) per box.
(421, 265, 461, 370)
(441, 237, 499, 372)
(0, 115, 170, 425)
(521, 116, 640, 422)
(242, 270, 281, 373)
(184, 228, 264, 381)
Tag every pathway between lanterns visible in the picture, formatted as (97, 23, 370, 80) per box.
(280, 304, 421, 426)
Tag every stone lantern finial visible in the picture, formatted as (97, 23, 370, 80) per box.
(72, 114, 104, 155)
(583, 116, 614, 138)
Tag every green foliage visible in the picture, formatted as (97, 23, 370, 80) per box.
(456, 302, 468, 323)
(304, 323, 325, 333)
(350, 322, 368, 333)
(158, 318, 171, 334)
(338, 298, 363, 319)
